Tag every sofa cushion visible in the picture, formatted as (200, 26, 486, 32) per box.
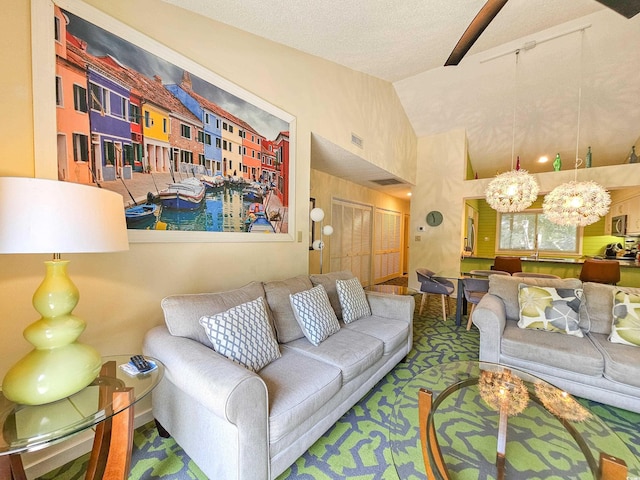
(609, 289, 640, 346)
(284, 329, 384, 383)
(336, 277, 371, 323)
(260, 347, 342, 444)
(199, 297, 281, 372)
(310, 271, 354, 320)
(289, 285, 340, 346)
(501, 321, 604, 377)
(264, 275, 313, 343)
(589, 332, 640, 388)
(580, 282, 640, 334)
(489, 275, 582, 321)
(344, 315, 409, 355)
(517, 285, 583, 337)
(161, 281, 266, 347)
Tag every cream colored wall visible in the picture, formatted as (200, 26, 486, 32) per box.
(408, 129, 468, 287)
(309, 169, 411, 277)
(0, 0, 416, 379)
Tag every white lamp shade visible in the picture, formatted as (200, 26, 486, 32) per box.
(0, 177, 129, 254)
(322, 225, 334, 236)
(310, 207, 325, 223)
(312, 239, 324, 250)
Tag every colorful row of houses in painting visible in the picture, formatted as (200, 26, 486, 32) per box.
(53, 6, 290, 206)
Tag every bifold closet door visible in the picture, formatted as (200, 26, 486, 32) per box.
(330, 200, 373, 286)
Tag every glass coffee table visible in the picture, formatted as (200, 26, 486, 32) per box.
(390, 361, 640, 480)
(365, 285, 417, 296)
(0, 355, 163, 480)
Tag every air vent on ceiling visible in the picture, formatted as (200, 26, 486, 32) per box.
(371, 178, 404, 186)
(351, 133, 363, 148)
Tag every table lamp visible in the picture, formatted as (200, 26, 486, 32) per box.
(0, 177, 129, 405)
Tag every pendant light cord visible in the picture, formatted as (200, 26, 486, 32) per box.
(574, 29, 586, 181)
(511, 50, 520, 170)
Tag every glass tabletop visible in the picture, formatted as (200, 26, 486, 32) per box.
(365, 285, 418, 295)
(0, 355, 163, 455)
(390, 361, 640, 480)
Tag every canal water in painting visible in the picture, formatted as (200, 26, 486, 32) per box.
(129, 185, 277, 232)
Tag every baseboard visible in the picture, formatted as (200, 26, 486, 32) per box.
(22, 397, 153, 479)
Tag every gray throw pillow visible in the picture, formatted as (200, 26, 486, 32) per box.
(289, 285, 340, 346)
(200, 296, 281, 372)
(336, 277, 371, 323)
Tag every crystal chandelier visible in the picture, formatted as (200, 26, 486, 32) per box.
(485, 51, 539, 213)
(543, 29, 610, 227)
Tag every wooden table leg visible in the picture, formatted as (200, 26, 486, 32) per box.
(419, 388, 449, 479)
(496, 405, 508, 480)
(600, 452, 627, 480)
(0, 455, 27, 480)
(85, 361, 135, 480)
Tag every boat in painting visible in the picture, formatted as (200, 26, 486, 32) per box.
(242, 182, 265, 202)
(247, 213, 275, 233)
(125, 203, 158, 227)
(158, 177, 205, 210)
(200, 174, 224, 189)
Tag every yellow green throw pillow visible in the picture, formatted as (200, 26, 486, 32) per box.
(517, 285, 583, 337)
(610, 290, 640, 347)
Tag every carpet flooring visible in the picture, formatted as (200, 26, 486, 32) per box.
(39, 287, 640, 479)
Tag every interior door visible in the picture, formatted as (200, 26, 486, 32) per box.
(373, 208, 402, 284)
(330, 199, 373, 286)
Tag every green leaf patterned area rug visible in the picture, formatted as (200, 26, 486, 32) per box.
(39, 295, 640, 480)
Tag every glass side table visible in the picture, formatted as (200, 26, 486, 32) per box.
(0, 355, 163, 480)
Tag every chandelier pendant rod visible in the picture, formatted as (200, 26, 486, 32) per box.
(511, 50, 519, 170)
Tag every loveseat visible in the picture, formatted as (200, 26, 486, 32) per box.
(143, 271, 414, 480)
(472, 275, 640, 413)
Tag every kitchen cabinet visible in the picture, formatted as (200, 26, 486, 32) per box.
(628, 195, 640, 234)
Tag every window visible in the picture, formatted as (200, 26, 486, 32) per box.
(223, 140, 227, 150)
(123, 144, 134, 165)
(180, 150, 193, 163)
(89, 83, 106, 113)
(498, 211, 579, 254)
(72, 133, 89, 162)
(216, 137, 221, 148)
(73, 85, 88, 113)
(223, 122, 228, 131)
(198, 153, 205, 164)
(180, 124, 191, 139)
(229, 125, 234, 134)
(55, 76, 63, 106)
(129, 103, 140, 124)
(120, 97, 128, 119)
(104, 140, 115, 165)
(144, 110, 153, 128)
(163, 118, 168, 134)
(205, 133, 212, 145)
(54, 16, 61, 42)
(205, 113, 210, 124)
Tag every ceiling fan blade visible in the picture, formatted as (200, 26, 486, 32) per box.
(594, 0, 640, 18)
(445, 0, 509, 66)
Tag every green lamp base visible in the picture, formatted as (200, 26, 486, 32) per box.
(1, 260, 102, 405)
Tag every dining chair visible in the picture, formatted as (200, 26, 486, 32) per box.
(416, 268, 455, 322)
(579, 258, 620, 285)
(512, 272, 561, 279)
(462, 277, 490, 330)
(492, 256, 523, 275)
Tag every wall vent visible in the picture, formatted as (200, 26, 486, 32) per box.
(371, 178, 403, 186)
(351, 133, 363, 148)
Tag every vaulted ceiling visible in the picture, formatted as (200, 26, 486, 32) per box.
(161, 0, 640, 197)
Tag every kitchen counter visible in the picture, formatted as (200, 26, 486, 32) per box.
(461, 256, 640, 287)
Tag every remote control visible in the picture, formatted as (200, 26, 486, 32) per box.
(130, 355, 153, 373)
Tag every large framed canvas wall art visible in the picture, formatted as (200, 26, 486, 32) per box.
(32, 0, 296, 243)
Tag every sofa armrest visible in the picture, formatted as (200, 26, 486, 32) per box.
(143, 325, 268, 423)
(366, 292, 415, 323)
(472, 294, 507, 364)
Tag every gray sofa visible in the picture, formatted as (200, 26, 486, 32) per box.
(473, 275, 640, 413)
(143, 271, 414, 480)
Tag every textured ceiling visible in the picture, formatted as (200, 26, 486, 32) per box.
(161, 0, 640, 197)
